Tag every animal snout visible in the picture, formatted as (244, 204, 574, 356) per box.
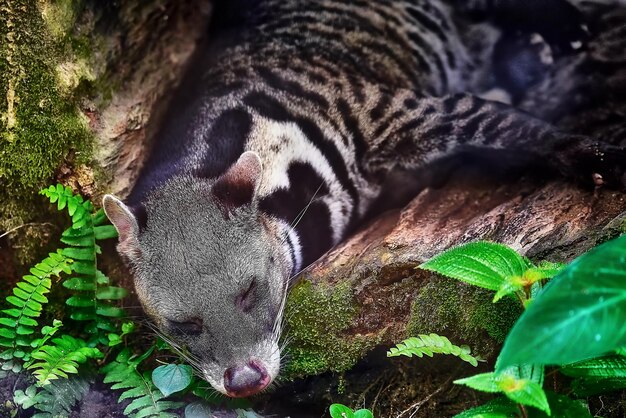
(223, 359, 270, 397)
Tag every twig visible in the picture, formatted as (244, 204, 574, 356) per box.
(0, 222, 55, 241)
(356, 373, 385, 407)
(396, 375, 453, 418)
(371, 375, 394, 415)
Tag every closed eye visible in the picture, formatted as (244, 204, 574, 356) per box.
(236, 278, 257, 313)
(166, 317, 204, 336)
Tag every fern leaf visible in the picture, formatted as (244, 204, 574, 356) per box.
(40, 184, 93, 230)
(0, 251, 72, 370)
(387, 333, 480, 367)
(41, 184, 128, 345)
(14, 374, 92, 418)
(26, 335, 103, 385)
(103, 348, 183, 418)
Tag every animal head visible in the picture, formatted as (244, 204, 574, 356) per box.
(103, 152, 292, 397)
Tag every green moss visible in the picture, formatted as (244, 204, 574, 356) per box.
(39, 0, 81, 39)
(407, 276, 523, 357)
(0, 0, 93, 259)
(282, 280, 379, 379)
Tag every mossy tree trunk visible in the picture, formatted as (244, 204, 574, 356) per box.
(0, 0, 210, 263)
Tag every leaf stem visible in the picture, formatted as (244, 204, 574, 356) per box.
(518, 404, 528, 418)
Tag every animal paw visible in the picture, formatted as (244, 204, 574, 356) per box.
(554, 137, 626, 189)
(496, 0, 590, 54)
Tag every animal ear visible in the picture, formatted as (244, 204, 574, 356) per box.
(103, 194, 140, 259)
(212, 151, 263, 213)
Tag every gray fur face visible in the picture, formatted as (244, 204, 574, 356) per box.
(104, 153, 290, 396)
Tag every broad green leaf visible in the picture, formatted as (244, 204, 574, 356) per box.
(561, 356, 626, 378)
(455, 371, 549, 414)
(498, 234, 626, 369)
(152, 364, 193, 397)
(493, 280, 522, 303)
(329, 404, 355, 418)
(529, 261, 566, 280)
(497, 376, 549, 415)
(420, 242, 530, 291)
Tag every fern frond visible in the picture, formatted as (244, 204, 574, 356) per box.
(103, 349, 183, 418)
(14, 374, 92, 418)
(41, 184, 126, 345)
(26, 334, 103, 385)
(0, 251, 72, 371)
(40, 184, 94, 229)
(387, 333, 480, 367)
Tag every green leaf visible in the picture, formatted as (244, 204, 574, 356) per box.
(542, 392, 591, 418)
(455, 370, 549, 414)
(62, 247, 96, 261)
(387, 334, 479, 367)
(185, 402, 213, 418)
(0, 318, 17, 328)
(561, 356, 626, 378)
(63, 276, 96, 291)
(104, 349, 182, 418)
(329, 404, 355, 418)
(70, 312, 97, 321)
(420, 242, 531, 291)
(152, 364, 193, 397)
(454, 373, 501, 393)
(96, 305, 125, 318)
(94, 225, 118, 240)
(66, 295, 94, 307)
(353, 409, 374, 418)
(571, 376, 626, 396)
(498, 376, 549, 415)
(453, 397, 518, 418)
(96, 286, 128, 300)
(498, 234, 626, 369)
(71, 261, 96, 276)
(27, 335, 102, 385)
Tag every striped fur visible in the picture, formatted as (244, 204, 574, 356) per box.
(110, 0, 626, 396)
(131, 0, 604, 269)
(130, 0, 499, 268)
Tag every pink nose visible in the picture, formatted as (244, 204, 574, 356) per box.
(223, 360, 270, 397)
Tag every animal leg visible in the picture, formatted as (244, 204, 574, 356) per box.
(363, 91, 626, 188)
